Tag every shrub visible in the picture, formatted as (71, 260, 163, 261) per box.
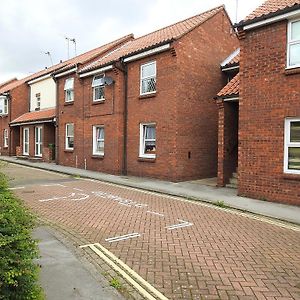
(0, 172, 43, 299)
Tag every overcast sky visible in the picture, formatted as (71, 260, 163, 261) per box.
(0, 0, 264, 83)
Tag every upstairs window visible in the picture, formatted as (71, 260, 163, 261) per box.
(139, 123, 156, 158)
(92, 75, 105, 102)
(287, 19, 300, 68)
(3, 129, 8, 148)
(284, 118, 300, 174)
(36, 93, 41, 109)
(64, 78, 74, 102)
(93, 126, 104, 155)
(0, 96, 8, 115)
(65, 123, 74, 150)
(140, 61, 156, 95)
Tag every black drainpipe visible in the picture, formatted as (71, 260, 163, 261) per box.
(122, 62, 128, 176)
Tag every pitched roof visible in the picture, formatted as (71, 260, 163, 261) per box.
(240, 0, 300, 25)
(217, 73, 239, 98)
(0, 78, 18, 89)
(220, 48, 240, 69)
(0, 34, 134, 95)
(80, 5, 225, 73)
(10, 108, 56, 125)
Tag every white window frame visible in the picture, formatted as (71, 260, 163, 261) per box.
(0, 96, 8, 115)
(65, 123, 74, 150)
(92, 125, 104, 156)
(139, 123, 156, 159)
(287, 18, 300, 69)
(140, 61, 157, 96)
(35, 126, 42, 157)
(92, 74, 105, 102)
(23, 127, 29, 156)
(284, 118, 300, 174)
(3, 129, 8, 148)
(64, 78, 74, 102)
(36, 93, 41, 109)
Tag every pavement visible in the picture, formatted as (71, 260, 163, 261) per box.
(2, 162, 300, 300)
(33, 226, 124, 300)
(0, 155, 299, 225)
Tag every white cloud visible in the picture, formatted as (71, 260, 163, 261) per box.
(0, 0, 265, 83)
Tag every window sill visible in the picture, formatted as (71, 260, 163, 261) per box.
(138, 157, 156, 163)
(92, 154, 104, 159)
(282, 173, 300, 181)
(3, 146, 8, 149)
(64, 149, 74, 153)
(0, 114, 8, 117)
(92, 100, 105, 105)
(64, 101, 74, 106)
(285, 67, 300, 75)
(139, 93, 157, 100)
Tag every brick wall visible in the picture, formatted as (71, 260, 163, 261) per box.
(239, 20, 300, 205)
(57, 69, 125, 174)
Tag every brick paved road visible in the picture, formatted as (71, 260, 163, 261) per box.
(3, 163, 300, 300)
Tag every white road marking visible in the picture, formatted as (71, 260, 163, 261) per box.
(8, 186, 25, 190)
(80, 243, 168, 300)
(166, 219, 193, 230)
(73, 188, 84, 192)
(41, 183, 67, 187)
(39, 192, 89, 202)
(105, 233, 141, 243)
(146, 211, 164, 217)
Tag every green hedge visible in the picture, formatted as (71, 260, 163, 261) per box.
(0, 172, 43, 299)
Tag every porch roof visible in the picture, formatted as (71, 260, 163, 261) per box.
(220, 48, 240, 70)
(10, 108, 56, 126)
(217, 73, 239, 99)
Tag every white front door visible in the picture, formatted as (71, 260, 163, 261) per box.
(35, 126, 42, 157)
(23, 128, 29, 155)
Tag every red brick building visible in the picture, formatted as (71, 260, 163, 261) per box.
(56, 5, 238, 181)
(217, 0, 300, 205)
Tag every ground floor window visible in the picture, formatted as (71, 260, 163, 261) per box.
(139, 123, 156, 158)
(23, 127, 29, 155)
(3, 129, 8, 148)
(284, 118, 300, 174)
(93, 126, 104, 155)
(35, 126, 42, 157)
(65, 123, 74, 150)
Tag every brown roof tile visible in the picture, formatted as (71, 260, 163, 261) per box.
(217, 73, 239, 98)
(10, 108, 56, 125)
(243, 0, 300, 23)
(80, 5, 224, 73)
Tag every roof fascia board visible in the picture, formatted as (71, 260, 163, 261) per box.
(123, 43, 171, 63)
(243, 9, 300, 30)
(220, 48, 240, 67)
(27, 73, 52, 85)
(79, 65, 113, 78)
(53, 67, 77, 78)
(221, 65, 239, 71)
(223, 96, 239, 102)
(10, 119, 54, 127)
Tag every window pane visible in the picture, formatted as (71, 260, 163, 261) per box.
(92, 75, 104, 87)
(289, 43, 300, 66)
(94, 86, 105, 100)
(291, 20, 300, 40)
(145, 126, 156, 139)
(68, 137, 74, 148)
(142, 63, 156, 78)
(144, 141, 156, 154)
(288, 147, 300, 170)
(64, 78, 74, 90)
(67, 124, 74, 136)
(96, 141, 104, 153)
(141, 77, 156, 94)
(291, 121, 300, 142)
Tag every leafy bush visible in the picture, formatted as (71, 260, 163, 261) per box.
(0, 172, 43, 299)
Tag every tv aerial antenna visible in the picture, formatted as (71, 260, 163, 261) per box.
(235, 0, 239, 23)
(41, 51, 53, 66)
(65, 36, 77, 58)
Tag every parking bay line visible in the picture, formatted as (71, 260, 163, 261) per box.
(105, 233, 141, 243)
(80, 242, 168, 300)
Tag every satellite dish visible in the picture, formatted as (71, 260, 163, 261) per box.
(103, 76, 114, 86)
